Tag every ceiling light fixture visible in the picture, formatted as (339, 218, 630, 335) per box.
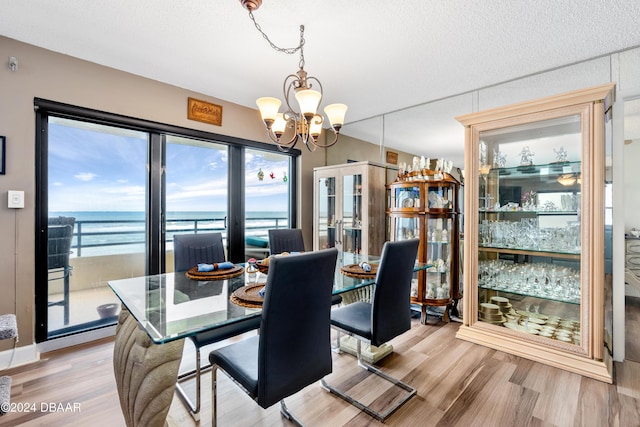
(240, 0, 347, 152)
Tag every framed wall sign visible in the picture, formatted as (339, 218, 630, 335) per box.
(0, 136, 5, 174)
(386, 150, 398, 165)
(187, 97, 223, 126)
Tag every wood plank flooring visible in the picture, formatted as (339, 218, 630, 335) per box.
(2, 313, 640, 427)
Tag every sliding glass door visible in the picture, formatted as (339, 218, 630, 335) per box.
(45, 117, 148, 337)
(35, 100, 299, 342)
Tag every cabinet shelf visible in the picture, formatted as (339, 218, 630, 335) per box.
(479, 209, 579, 215)
(478, 246, 580, 260)
(478, 284, 580, 305)
(488, 161, 581, 179)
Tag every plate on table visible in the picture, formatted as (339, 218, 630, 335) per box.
(186, 264, 244, 281)
(230, 284, 265, 308)
(340, 263, 378, 279)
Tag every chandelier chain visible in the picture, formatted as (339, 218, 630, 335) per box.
(248, 10, 305, 67)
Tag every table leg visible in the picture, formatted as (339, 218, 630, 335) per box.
(113, 308, 184, 427)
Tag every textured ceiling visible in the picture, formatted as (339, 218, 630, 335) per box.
(2, 0, 640, 165)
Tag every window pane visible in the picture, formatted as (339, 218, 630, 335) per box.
(165, 136, 229, 268)
(245, 149, 291, 259)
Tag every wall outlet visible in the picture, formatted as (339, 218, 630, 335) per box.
(8, 190, 25, 208)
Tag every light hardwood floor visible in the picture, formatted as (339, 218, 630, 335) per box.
(2, 310, 640, 427)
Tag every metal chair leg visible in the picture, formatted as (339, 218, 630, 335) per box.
(176, 340, 203, 421)
(211, 364, 218, 427)
(280, 400, 304, 426)
(321, 337, 416, 422)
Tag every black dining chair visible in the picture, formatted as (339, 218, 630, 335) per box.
(321, 238, 420, 422)
(47, 217, 76, 325)
(268, 228, 305, 255)
(268, 228, 342, 306)
(173, 233, 261, 418)
(209, 248, 338, 427)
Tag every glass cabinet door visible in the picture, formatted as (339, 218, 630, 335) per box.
(477, 113, 583, 343)
(389, 183, 422, 210)
(426, 183, 455, 212)
(342, 172, 363, 253)
(389, 215, 421, 241)
(318, 176, 336, 250)
(425, 216, 454, 300)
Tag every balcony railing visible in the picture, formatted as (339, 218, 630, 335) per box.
(68, 216, 287, 257)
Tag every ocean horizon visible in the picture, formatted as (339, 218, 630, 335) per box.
(50, 210, 288, 257)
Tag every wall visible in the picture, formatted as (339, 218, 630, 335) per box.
(0, 36, 328, 354)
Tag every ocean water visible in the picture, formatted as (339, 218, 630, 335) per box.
(51, 211, 288, 257)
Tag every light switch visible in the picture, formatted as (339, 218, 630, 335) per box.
(8, 190, 25, 208)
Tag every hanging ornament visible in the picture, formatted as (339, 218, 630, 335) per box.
(269, 171, 275, 179)
(257, 168, 264, 181)
(283, 173, 288, 183)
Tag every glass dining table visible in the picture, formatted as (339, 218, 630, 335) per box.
(108, 251, 424, 424)
(108, 251, 395, 344)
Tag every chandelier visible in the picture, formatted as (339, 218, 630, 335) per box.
(241, 0, 348, 151)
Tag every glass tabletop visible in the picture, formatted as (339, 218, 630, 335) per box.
(109, 252, 427, 344)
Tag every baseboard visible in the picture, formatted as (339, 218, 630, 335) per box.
(37, 325, 116, 353)
(0, 343, 39, 370)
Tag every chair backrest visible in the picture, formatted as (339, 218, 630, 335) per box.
(173, 233, 226, 272)
(257, 248, 338, 408)
(48, 224, 74, 269)
(48, 216, 76, 228)
(371, 238, 420, 346)
(268, 228, 305, 255)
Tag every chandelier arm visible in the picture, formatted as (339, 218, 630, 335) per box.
(304, 76, 324, 99)
(310, 130, 341, 149)
(283, 75, 301, 113)
(276, 119, 300, 148)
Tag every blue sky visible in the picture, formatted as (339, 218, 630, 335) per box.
(48, 119, 290, 213)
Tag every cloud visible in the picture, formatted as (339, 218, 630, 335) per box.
(74, 172, 97, 182)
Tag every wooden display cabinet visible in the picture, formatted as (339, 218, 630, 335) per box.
(455, 83, 615, 382)
(313, 161, 387, 256)
(387, 173, 461, 324)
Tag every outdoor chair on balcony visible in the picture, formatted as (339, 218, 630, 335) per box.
(47, 217, 76, 325)
(209, 248, 338, 426)
(268, 228, 342, 305)
(321, 238, 420, 422)
(173, 233, 261, 419)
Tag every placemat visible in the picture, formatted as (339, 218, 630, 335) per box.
(340, 263, 378, 279)
(185, 264, 244, 281)
(230, 284, 265, 308)
(255, 260, 269, 274)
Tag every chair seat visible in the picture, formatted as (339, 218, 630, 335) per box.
(330, 301, 372, 340)
(210, 335, 259, 399)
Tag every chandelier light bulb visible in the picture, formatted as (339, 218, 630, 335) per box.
(294, 89, 322, 119)
(272, 113, 287, 135)
(324, 103, 348, 129)
(309, 117, 323, 137)
(256, 97, 281, 123)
